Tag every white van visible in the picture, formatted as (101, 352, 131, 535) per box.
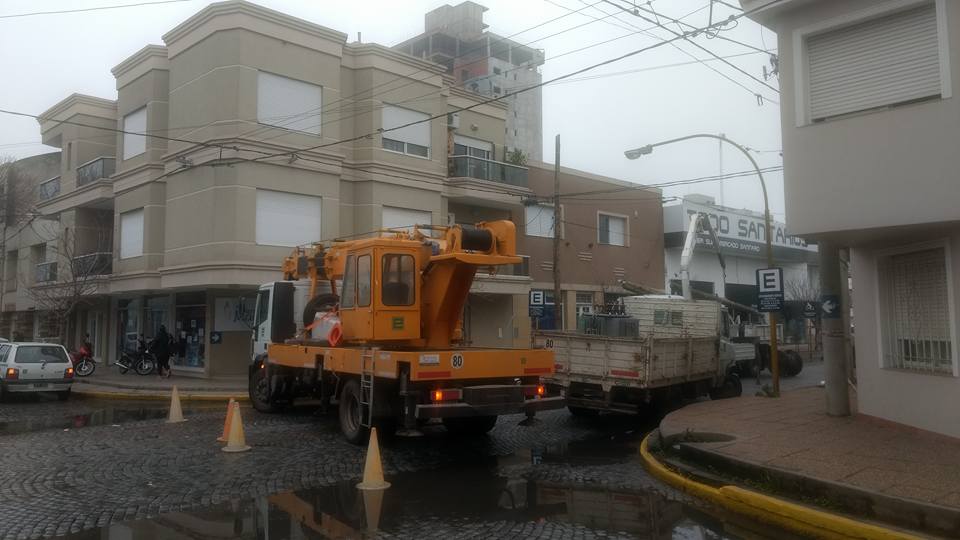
(0, 343, 75, 401)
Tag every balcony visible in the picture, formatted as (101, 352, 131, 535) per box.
(76, 157, 115, 187)
(449, 155, 527, 187)
(38, 176, 60, 201)
(35, 262, 57, 283)
(73, 252, 113, 277)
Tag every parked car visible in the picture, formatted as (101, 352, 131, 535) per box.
(0, 342, 75, 401)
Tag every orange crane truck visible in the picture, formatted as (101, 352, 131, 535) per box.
(248, 220, 563, 443)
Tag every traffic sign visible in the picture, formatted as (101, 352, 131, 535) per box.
(529, 290, 544, 306)
(820, 294, 841, 319)
(802, 302, 818, 318)
(528, 305, 544, 318)
(756, 267, 784, 312)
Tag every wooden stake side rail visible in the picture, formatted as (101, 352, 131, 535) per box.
(266, 343, 555, 382)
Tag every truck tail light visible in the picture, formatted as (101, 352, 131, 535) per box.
(5, 367, 18, 380)
(431, 389, 462, 402)
(64, 367, 75, 379)
(536, 385, 546, 397)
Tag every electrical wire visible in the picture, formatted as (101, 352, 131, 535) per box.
(0, 0, 194, 20)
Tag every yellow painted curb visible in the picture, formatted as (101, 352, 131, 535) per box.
(639, 434, 924, 540)
(74, 388, 249, 402)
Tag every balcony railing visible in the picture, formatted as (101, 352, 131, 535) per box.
(449, 155, 528, 188)
(73, 252, 112, 277)
(478, 256, 530, 277)
(38, 176, 60, 201)
(35, 262, 57, 283)
(76, 157, 116, 187)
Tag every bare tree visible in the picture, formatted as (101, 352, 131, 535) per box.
(23, 223, 111, 346)
(785, 277, 820, 303)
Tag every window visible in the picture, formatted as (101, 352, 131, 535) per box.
(257, 71, 322, 134)
(15, 345, 69, 364)
(0, 345, 9, 362)
(382, 105, 431, 158)
(120, 209, 144, 259)
(357, 255, 371, 307)
(122, 107, 147, 160)
(254, 290, 269, 328)
(382, 254, 415, 306)
(383, 207, 431, 233)
(525, 205, 555, 238)
(341, 255, 356, 308)
(493, 67, 502, 75)
(671, 311, 683, 326)
(654, 310, 668, 325)
(598, 213, 626, 246)
(255, 190, 322, 247)
(453, 135, 492, 160)
(878, 245, 954, 374)
(804, 3, 944, 122)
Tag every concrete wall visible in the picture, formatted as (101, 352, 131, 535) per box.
(849, 224, 960, 438)
(771, 0, 960, 236)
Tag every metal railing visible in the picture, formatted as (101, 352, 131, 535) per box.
(477, 256, 529, 277)
(73, 252, 112, 277)
(76, 157, 116, 187)
(449, 155, 528, 187)
(38, 176, 60, 201)
(35, 261, 57, 283)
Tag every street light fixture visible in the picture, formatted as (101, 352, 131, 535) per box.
(625, 133, 781, 396)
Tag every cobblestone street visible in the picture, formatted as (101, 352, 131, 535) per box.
(0, 396, 756, 539)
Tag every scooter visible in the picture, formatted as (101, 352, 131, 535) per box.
(69, 344, 96, 377)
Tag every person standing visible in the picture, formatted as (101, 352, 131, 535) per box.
(154, 325, 172, 378)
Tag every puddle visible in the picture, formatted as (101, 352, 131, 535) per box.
(58, 455, 786, 539)
(0, 403, 222, 435)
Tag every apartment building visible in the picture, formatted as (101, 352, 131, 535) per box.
(394, 1, 545, 161)
(745, 0, 960, 437)
(2, 0, 662, 378)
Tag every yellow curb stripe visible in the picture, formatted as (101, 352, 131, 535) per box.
(74, 388, 248, 402)
(639, 434, 924, 540)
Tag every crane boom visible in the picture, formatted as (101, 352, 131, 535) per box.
(680, 212, 726, 300)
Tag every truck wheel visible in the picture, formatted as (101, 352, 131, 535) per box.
(782, 350, 804, 377)
(567, 406, 598, 417)
(443, 415, 498, 435)
(710, 374, 742, 400)
(338, 379, 369, 445)
(249, 362, 281, 413)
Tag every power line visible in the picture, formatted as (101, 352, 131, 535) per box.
(245, 1, 787, 164)
(558, 166, 783, 198)
(0, 0, 194, 20)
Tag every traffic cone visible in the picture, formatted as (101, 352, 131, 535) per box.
(356, 427, 390, 490)
(217, 398, 236, 443)
(221, 402, 251, 453)
(166, 386, 186, 423)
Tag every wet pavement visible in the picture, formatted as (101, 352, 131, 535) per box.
(0, 397, 791, 539)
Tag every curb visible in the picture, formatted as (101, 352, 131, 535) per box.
(74, 387, 249, 402)
(639, 433, 924, 540)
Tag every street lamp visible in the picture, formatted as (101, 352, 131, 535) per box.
(625, 133, 781, 396)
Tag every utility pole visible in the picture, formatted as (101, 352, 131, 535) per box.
(553, 134, 562, 331)
(820, 240, 850, 416)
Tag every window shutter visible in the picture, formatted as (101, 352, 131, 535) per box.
(382, 206, 431, 232)
(120, 209, 144, 259)
(382, 106, 431, 147)
(257, 72, 323, 135)
(122, 108, 147, 160)
(807, 4, 941, 121)
(255, 190, 322, 247)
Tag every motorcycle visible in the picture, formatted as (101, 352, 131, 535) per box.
(113, 337, 156, 376)
(69, 344, 97, 377)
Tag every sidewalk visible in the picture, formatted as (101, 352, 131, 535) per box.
(658, 386, 960, 537)
(74, 369, 247, 401)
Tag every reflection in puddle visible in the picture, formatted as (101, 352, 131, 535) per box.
(0, 404, 220, 435)
(60, 457, 769, 540)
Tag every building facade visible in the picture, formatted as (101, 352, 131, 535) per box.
(1, 0, 662, 378)
(746, 0, 960, 437)
(393, 1, 545, 161)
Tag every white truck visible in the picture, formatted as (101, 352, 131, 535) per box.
(536, 295, 743, 416)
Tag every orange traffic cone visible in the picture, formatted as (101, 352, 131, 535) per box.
(221, 401, 251, 453)
(166, 386, 186, 423)
(356, 427, 390, 490)
(217, 398, 236, 442)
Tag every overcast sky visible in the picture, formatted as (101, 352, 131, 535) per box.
(0, 0, 784, 217)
